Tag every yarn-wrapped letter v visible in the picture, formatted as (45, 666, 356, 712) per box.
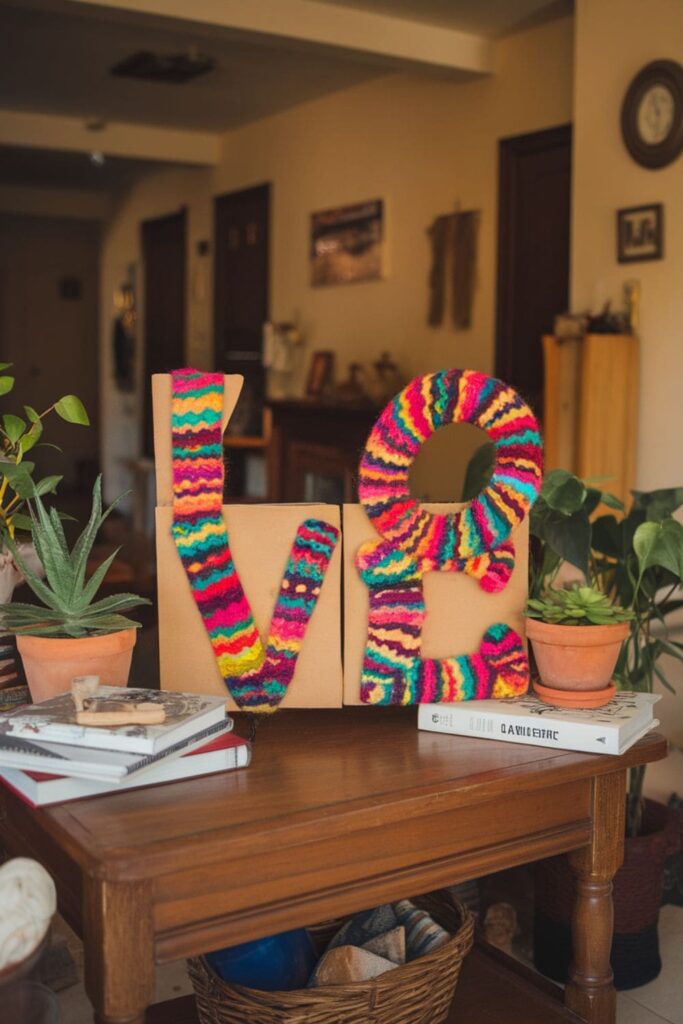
(171, 368, 340, 712)
(357, 368, 543, 705)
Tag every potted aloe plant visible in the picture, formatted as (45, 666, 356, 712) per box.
(0, 361, 89, 602)
(0, 477, 149, 703)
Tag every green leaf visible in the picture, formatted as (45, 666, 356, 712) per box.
(461, 442, 495, 501)
(0, 362, 12, 372)
(0, 376, 15, 396)
(541, 469, 587, 514)
(3, 414, 26, 444)
(75, 548, 121, 611)
(7, 511, 33, 533)
(633, 519, 683, 579)
(632, 487, 683, 522)
(0, 463, 35, 499)
(23, 405, 39, 423)
(54, 395, 89, 426)
(543, 509, 591, 577)
(32, 475, 62, 497)
(591, 515, 622, 558)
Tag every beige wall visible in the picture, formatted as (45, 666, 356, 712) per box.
(100, 14, 574, 498)
(571, 0, 683, 794)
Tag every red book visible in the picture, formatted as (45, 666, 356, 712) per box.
(0, 731, 251, 807)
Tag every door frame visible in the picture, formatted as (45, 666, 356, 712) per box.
(495, 123, 572, 385)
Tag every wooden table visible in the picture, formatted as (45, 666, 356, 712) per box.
(0, 708, 666, 1024)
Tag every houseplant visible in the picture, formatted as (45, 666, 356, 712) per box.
(526, 467, 682, 987)
(0, 476, 149, 702)
(0, 362, 89, 602)
(526, 584, 632, 706)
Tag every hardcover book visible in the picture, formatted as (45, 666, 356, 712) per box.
(0, 730, 251, 807)
(417, 691, 661, 755)
(0, 687, 229, 754)
(0, 719, 231, 781)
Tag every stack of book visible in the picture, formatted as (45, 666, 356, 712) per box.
(418, 690, 660, 755)
(0, 686, 250, 807)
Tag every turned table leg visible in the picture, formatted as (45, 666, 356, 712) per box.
(565, 771, 626, 1024)
(83, 877, 155, 1024)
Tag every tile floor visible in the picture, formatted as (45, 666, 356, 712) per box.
(54, 904, 683, 1023)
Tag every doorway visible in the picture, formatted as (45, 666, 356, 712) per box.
(495, 124, 572, 418)
(214, 184, 270, 441)
(0, 214, 100, 493)
(141, 209, 186, 456)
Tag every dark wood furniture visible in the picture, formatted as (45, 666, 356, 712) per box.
(266, 399, 379, 501)
(0, 709, 666, 1024)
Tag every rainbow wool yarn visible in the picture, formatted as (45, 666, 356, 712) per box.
(171, 368, 339, 712)
(357, 368, 542, 705)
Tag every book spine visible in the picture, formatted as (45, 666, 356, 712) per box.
(125, 719, 230, 776)
(417, 707, 622, 754)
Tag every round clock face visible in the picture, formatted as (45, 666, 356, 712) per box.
(637, 84, 675, 145)
(622, 60, 683, 168)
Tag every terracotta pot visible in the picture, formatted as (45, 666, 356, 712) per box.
(525, 618, 629, 691)
(534, 799, 682, 989)
(16, 629, 137, 704)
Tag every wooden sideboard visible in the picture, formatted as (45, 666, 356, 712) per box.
(265, 399, 380, 502)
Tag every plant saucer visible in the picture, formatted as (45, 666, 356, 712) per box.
(533, 679, 616, 709)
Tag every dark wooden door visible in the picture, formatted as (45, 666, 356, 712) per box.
(142, 209, 186, 455)
(214, 184, 270, 437)
(495, 125, 572, 418)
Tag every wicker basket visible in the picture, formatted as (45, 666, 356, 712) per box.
(187, 890, 474, 1024)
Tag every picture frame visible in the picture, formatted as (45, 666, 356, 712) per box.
(617, 204, 664, 263)
(310, 199, 384, 286)
(305, 351, 334, 398)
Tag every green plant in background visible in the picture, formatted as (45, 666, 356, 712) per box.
(0, 362, 89, 541)
(527, 584, 633, 626)
(463, 447, 683, 836)
(0, 476, 149, 638)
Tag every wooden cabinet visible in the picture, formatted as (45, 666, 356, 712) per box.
(265, 399, 379, 502)
(543, 333, 638, 506)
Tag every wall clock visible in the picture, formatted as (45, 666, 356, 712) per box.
(621, 60, 683, 168)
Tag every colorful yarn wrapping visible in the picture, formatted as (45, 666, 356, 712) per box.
(171, 368, 339, 712)
(356, 369, 542, 705)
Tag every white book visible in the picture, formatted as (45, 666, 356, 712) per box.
(0, 719, 231, 781)
(0, 687, 228, 754)
(0, 731, 251, 807)
(417, 691, 661, 755)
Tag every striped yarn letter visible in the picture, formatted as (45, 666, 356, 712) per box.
(171, 368, 339, 712)
(356, 368, 542, 705)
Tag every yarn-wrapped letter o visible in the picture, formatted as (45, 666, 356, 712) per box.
(358, 369, 542, 562)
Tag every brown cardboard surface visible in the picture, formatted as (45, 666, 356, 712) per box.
(342, 503, 529, 705)
(152, 372, 244, 506)
(156, 504, 343, 707)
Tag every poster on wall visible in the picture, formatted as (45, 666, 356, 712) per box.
(310, 199, 384, 286)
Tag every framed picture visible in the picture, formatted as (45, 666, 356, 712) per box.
(617, 204, 664, 263)
(311, 199, 384, 286)
(305, 351, 334, 398)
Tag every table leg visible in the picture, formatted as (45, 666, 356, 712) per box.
(83, 877, 155, 1024)
(565, 770, 626, 1024)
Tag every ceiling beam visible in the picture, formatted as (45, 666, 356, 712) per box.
(63, 0, 495, 75)
(0, 109, 220, 165)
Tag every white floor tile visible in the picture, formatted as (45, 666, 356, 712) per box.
(618, 993, 676, 1024)
(626, 905, 683, 1024)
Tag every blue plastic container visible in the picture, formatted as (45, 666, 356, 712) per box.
(205, 928, 317, 991)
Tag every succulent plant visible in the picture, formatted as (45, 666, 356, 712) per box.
(526, 584, 633, 627)
(0, 476, 149, 638)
